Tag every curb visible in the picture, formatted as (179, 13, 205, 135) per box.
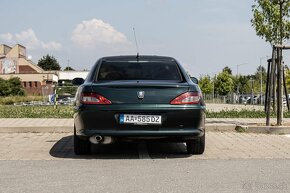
(205, 124, 236, 132)
(0, 126, 72, 133)
(246, 126, 290, 135)
(1, 124, 290, 135)
(0, 124, 237, 133)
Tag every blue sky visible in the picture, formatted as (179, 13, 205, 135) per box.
(0, 0, 275, 77)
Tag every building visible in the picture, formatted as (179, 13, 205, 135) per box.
(57, 71, 89, 84)
(56, 71, 89, 96)
(0, 44, 58, 95)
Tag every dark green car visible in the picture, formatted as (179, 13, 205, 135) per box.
(73, 55, 206, 155)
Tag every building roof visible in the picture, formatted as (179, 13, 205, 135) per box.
(58, 71, 89, 80)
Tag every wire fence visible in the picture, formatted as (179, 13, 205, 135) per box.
(203, 93, 263, 105)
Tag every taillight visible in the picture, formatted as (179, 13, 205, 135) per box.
(170, 92, 200, 105)
(81, 93, 112, 105)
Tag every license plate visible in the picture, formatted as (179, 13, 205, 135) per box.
(120, 114, 162, 125)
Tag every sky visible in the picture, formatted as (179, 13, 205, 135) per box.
(0, 0, 278, 77)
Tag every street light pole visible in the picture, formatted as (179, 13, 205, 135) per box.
(236, 63, 247, 95)
(212, 75, 215, 103)
(249, 78, 255, 105)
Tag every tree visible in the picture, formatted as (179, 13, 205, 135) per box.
(0, 78, 9, 96)
(8, 77, 25, 96)
(64, 66, 75, 71)
(253, 65, 267, 92)
(285, 67, 290, 91)
(199, 75, 213, 94)
(252, 0, 290, 125)
(214, 71, 234, 96)
(38, 55, 61, 71)
(222, 66, 232, 75)
(0, 77, 24, 96)
(255, 65, 267, 79)
(233, 75, 251, 94)
(251, 0, 290, 45)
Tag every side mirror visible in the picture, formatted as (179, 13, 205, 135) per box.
(72, 78, 85, 85)
(190, 77, 199, 84)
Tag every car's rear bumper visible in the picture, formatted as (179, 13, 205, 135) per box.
(74, 104, 205, 140)
(76, 127, 204, 139)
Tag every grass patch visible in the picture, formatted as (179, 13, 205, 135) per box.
(0, 96, 43, 105)
(206, 109, 290, 118)
(0, 105, 74, 118)
(0, 105, 289, 119)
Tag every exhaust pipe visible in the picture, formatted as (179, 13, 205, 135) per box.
(95, 135, 103, 142)
(89, 135, 114, 144)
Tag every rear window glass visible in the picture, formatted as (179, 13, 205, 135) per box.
(97, 61, 183, 81)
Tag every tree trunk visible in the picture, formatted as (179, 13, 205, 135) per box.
(277, 48, 283, 126)
(266, 47, 276, 126)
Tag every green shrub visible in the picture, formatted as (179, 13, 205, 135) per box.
(0, 77, 25, 96)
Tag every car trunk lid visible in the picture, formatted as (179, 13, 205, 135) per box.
(89, 81, 192, 104)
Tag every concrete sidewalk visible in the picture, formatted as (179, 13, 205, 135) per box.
(0, 118, 73, 133)
(1, 118, 290, 133)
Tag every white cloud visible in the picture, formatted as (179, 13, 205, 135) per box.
(0, 33, 13, 41)
(0, 28, 62, 51)
(71, 18, 131, 48)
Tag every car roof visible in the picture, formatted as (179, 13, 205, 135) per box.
(101, 55, 176, 62)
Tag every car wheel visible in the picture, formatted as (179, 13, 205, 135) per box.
(74, 129, 91, 155)
(186, 133, 205, 155)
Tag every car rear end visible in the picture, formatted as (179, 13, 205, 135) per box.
(73, 56, 206, 155)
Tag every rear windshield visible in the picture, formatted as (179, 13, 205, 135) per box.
(97, 61, 183, 81)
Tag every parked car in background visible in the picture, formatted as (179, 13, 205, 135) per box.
(239, 95, 251, 104)
(73, 55, 206, 155)
(57, 96, 74, 105)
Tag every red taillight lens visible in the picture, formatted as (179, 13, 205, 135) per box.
(81, 93, 112, 105)
(170, 92, 200, 105)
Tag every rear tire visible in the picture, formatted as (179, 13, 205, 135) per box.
(74, 130, 91, 155)
(186, 133, 205, 155)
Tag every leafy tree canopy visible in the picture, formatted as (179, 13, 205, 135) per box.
(285, 68, 290, 90)
(64, 66, 75, 71)
(251, 0, 290, 45)
(214, 71, 234, 96)
(0, 77, 25, 96)
(222, 66, 232, 75)
(38, 54, 61, 71)
(233, 75, 251, 94)
(255, 65, 267, 80)
(199, 75, 213, 94)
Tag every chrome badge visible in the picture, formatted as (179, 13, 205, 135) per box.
(137, 91, 145, 99)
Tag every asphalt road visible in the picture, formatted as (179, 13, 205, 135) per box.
(1, 132, 290, 193)
(0, 159, 289, 193)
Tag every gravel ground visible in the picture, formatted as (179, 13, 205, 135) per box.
(206, 103, 264, 112)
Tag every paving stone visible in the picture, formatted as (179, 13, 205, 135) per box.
(0, 132, 290, 160)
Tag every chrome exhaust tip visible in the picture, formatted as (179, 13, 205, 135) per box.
(89, 135, 103, 144)
(95, 135, 103, 142)
(89, 135, 114, 144)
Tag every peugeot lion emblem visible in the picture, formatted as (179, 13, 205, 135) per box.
(137, 91, 145, 99)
